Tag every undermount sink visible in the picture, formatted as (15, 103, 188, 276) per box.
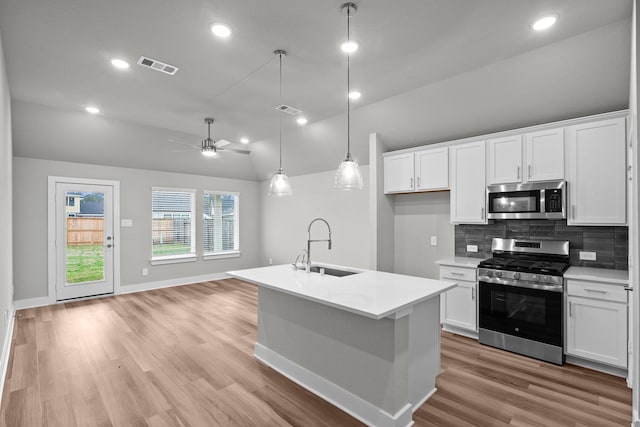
(309, 265, 361, 277)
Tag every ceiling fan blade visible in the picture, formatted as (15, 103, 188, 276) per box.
(219, 147, 251, 155)
(216, 139, 232, 147)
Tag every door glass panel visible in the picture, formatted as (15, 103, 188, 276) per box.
(65, 191, 105, 285)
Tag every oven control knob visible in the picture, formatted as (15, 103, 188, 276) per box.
(495, 271, 502, 278)
(513, 272, 521, 280)
(486, 270, 493, 277)
(531, 274, 538, 281)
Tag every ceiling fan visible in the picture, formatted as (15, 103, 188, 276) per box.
(170, 117, 251, 158)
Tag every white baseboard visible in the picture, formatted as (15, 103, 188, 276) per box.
(0, 305, 15, 405)
(120, 272, 231, 294)
(565, 355, 628, 378)
(14, 273, 233, 310)
(14, 296, 53, 310)
(633, 408, 639, 426)
(254, 342, 414, 427)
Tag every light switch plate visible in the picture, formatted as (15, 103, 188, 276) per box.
(579, 251, 597, 261)
(121, 219, 133, 227)
(430, 236, 437, 246)
(467, 244, 478, 253)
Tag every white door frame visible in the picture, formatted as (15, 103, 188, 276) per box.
(47, 176, 121, 303)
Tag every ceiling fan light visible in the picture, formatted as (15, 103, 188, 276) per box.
(201, 146, 218, 157)
(334, 157, 363, 190)
(268, 169, 292, 196)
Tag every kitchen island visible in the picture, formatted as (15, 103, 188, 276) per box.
(228, 264, 455, 427)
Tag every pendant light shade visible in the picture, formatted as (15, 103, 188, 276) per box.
(334, 2, 363, 190)
(268, 49, 292, 196)
(268, 168, 292, 196)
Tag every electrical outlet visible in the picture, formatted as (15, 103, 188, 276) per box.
(142, 268, 149, 276)
(430, 236, 437, 246)
(466, 244, 478, 253)
(579, 251, 597, 261)
(269, 258, 273, 265)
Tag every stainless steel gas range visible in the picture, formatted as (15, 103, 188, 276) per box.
(478, 238, 570, 365)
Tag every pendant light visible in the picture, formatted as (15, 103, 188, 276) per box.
(268, 49, 293, 196)
(334, 2, 363, 190)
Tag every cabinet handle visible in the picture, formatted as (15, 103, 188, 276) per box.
(625, 287, 633, 292)
(481, 207, 485, 220)
(410, 177, 414, 188)
(471, 287, 475, 300)
(569, 301, 573, 317)
(417, 176, 420, 188)
(572, 204, 576, 220)
(528, 165, 532, 178)
(517, 166, 520, 180)
(450, 272, 465, 277)
(585, 289, 607, 294)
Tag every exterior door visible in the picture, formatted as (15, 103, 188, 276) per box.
(54, 181, 115, 300)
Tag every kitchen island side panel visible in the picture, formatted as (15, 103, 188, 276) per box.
(256, 286, 410, 416)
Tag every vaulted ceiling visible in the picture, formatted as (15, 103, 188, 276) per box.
(0, 0, 633, 181)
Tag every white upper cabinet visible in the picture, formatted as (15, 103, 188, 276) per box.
(487, 135, 523, 184)
(384, 147, 448, 194)
(487, 129, 564, 184)
(450, 141, 487, 224)
(524, 128, 565, 182)
(566, 117, 627, 225)
(415, 147, 448, 191)
(384, 153, 414, 193)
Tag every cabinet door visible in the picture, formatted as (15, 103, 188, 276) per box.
(415, 147, 448, 191)
(440, 281, 477, 331)
(450, 141, 487, 224)
(524, 128, 564, 182)
(566, 118, 626, 225)
(487, 135, 522, 184)
(566, 296, 627, 368)
(384, 153, 415, 193)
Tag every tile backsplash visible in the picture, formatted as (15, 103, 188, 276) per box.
(455, 220, 628, 270)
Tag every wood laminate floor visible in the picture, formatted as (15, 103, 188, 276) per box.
(0, 278, 632, 426)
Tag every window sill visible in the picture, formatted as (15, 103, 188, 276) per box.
(150, 254, 197, 266)
(203, 251, 241, 261)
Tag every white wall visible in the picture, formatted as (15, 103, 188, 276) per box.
(260, 167, 370, 269)
(12, 157, 260, 301)
(393, 192, 454, 280)
(369, 133, 395, 272)
(0, 32, 14, 367)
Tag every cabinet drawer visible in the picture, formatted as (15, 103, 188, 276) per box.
(566, 280, 627, 303)
(439, 266, 476, 282)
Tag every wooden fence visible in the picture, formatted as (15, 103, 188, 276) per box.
(67, 217, 104, 245)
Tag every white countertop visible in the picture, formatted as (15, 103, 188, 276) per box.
(436, 257, 484, 268)
(228, 263, 456, 320)
(564, 267, 629, 285)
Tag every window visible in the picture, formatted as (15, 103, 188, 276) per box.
(151, 187, 196, 263)
(203, 191, 239, 258)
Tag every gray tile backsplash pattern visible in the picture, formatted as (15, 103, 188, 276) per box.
(455, 220, 628, 270)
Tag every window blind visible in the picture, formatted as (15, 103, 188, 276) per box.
(151, 188, 196, 258)
(203, 192, 239, 254)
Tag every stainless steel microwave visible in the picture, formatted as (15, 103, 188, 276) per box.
(486, 180, 566, 220)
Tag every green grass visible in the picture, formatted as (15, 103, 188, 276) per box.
(66, 244, 104, 284)
(152, 243, 192, 257)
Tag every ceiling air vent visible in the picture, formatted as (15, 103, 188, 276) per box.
(137, 56, 179, 75)
(275, 104, 302, 115)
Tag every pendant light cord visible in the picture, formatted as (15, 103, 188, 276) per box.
(279, 52, 283, 171)
(346, 5, 351, 160)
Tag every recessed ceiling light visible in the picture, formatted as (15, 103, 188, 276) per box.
(341, 40, 359, 54)
(85, 106, 100, 114)
(348, 91, 361, 100)
(110, 58, 130, 69)
(296, 117, 308, 125)
(532, 14, 558, 31)
(240, 137, 249, 144)
(210, 23, 232, 38)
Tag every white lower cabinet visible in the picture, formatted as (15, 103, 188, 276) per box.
(439, 265, 477, 334)
(566, 279, 628, 368)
